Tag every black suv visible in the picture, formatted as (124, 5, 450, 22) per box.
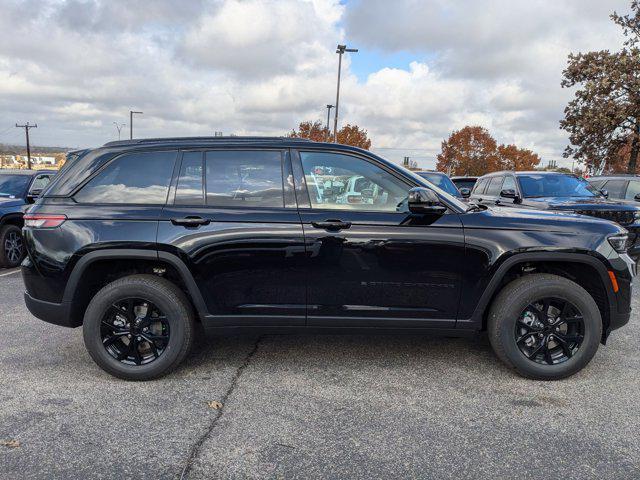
(22, 138, 634, 381)
(0, 168, 56, 267)
(470, 171, 640, 257)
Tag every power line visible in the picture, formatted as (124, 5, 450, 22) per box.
(15, 122, 37, 169)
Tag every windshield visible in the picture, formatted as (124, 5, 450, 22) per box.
(0, 175, 30, 197)
(518, 174, 601, 198)
(417, 172, 461, 197)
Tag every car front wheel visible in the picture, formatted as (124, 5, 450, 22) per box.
(488, 273, 602, 380)
(82, 274, 195, 381)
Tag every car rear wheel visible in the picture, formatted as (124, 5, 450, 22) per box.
(83, 275, 195, 381)
(0, 224, 25, 268)
(488, 273, 602, 380)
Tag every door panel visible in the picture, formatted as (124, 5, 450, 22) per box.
(300, 210, 464, 327)
(293, 149, 465, 328)
(158, 149, 306, 326)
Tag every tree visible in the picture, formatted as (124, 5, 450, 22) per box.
(288, 121, 372, 149)
(561, 1, 640, 174)
(435, 126, 500, 176)
(497, 144, 541, 171)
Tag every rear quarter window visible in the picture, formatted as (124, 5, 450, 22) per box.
(74, 151, 177, 204)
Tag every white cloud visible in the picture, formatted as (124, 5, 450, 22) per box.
(0, 0, 633, 168)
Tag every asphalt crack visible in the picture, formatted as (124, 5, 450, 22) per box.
(179, 335, 264, 480)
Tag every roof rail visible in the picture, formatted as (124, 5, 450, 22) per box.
(103, 136, 312, 147)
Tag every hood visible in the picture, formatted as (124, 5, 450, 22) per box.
(468, 205, 626, 235)
(526, 196, 640, 211)
(0, 197, 25, 209)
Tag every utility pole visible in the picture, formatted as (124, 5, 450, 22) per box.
(333, 44, 358, 143)
(325, 104, 334, 141)
(129, 110, 143, 139)
(113, 122, 126, 140)
(15, 122, 37, 169)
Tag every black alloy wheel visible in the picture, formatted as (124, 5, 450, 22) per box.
(101, 298, 170, 366)
(515, 298, 585, 365)
(4, 229, 23, 266)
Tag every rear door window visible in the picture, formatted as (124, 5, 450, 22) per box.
(625, 180, 640, 200)
(74, 151, 177, 204)
(205, 150, 284, 207)
(602, 180, 628, 199)
(473, 178, 489, 195)
(485, 176, 504, 196)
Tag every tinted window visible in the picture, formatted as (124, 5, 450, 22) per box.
(518, 174, 600, 198)
(0, 175, 30, 197)
(453, 179, 476, 190)
(602, 180, 627, 199)
(417, 172, 460, 197)
(300, 151, 409, 211)
(625, 180, 640, 200)
(205, 150, 283, 207)
(175, 152, 204, 205)
(30, 175, 52, 192)
(75, 151, 176, 204)
(473, 178, 488, 195)
(485, 176, 504, 196)
(501, 176, 516, 193)
(589, 179, 606, 190)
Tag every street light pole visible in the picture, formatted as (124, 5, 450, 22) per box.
(333, 44, 357, 143)
(113, 122, 126, 140)
(325, 104, 334, 141)
(129, 111, 143, 139)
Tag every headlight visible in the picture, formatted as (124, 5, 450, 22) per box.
(608, 233, 629, 253)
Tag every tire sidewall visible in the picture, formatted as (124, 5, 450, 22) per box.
(83, 279, 190, 380)
(0, 225, 24, 268)
(493, 280, 601, 379)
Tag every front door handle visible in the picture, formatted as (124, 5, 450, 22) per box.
(171, 216, 211, 227)
(311, 219, 352, 231)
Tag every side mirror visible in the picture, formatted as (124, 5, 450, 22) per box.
(408, 187, 447, 215)
(634, 193, 640, 202)
(500, 189, 517, 199)
(27, 188, 42, 202)
(600, 189, 609, 198)
(459, 187, 471, 198)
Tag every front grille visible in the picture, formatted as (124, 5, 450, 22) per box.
(575, 209, 635, 226)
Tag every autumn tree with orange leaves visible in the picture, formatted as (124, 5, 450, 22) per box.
(289, 121, 372, 150)
(436, 126, 540, 175)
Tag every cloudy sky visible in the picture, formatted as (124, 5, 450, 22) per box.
(0, 0, 631, 168)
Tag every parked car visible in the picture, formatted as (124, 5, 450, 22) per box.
(22, 138, 634, 381)
(470, 171, 640, 257)
(587, 175, 640, 203)
(0, 169, 56, 267)
(451, 176, 478, 193)
(415, 171, 468, 198)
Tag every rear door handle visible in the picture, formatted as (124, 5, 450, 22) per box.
(171, 216, 211, 227)
(311, 219, 352, 231)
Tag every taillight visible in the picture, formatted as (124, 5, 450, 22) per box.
(23, 214, 67, 228)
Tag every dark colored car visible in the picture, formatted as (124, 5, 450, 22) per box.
(0, 169, 56, 267)
(415, 171, 467, 198)
(470, 171, 640, 257)
(451, 176, 478, 192)
(587, 175, 640, 203)
(22, 138, 634, 381)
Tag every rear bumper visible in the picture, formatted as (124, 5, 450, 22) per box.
(24, 291, 76, 328)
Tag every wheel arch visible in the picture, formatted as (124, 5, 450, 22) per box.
(62, 249, 208, 327)
(0, 213, 24, 229)
(467, 252, 615, 339)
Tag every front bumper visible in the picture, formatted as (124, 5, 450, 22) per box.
(24, 291, 76, 328)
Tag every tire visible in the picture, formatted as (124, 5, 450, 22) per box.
(0, 224, 25, 268)
(488, 273, 602, 380)
(82, 274, 195, 381)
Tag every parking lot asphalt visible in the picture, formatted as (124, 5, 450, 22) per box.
(1, 269, 639, 479)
